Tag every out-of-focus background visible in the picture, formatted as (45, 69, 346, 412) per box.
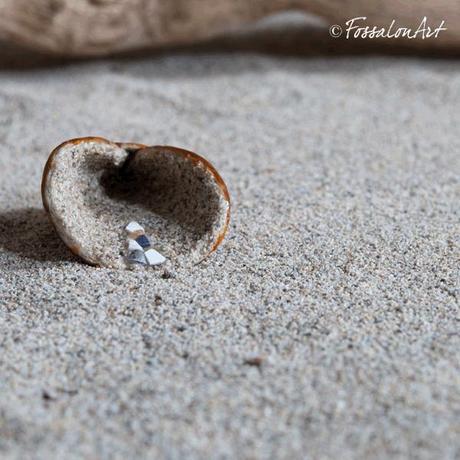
(0, 3, 459, 459)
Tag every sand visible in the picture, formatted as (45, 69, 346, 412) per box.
(0, 19, 459, 460)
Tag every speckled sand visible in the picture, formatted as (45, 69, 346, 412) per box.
(0, 21, 459, 460)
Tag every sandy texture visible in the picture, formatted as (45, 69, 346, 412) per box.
(0, 25, 459, 460)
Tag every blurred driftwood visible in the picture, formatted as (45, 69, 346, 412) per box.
(0, 0, 458, 56)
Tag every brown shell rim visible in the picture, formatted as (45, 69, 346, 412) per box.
(41, 136, 231, 265)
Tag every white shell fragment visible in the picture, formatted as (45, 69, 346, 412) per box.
(145, 249, 167, 266)
(126, 221, 145, 233)
(128, 239, 143, 252)
(125, 221, 166, 267)
(128, 249, 147, 265)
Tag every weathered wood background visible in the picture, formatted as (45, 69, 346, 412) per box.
(0, 0, 458, 56)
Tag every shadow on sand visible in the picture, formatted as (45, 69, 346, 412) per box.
(0, 208, 78, 263)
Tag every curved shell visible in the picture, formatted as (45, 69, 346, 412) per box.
(42, 137, 230, 268)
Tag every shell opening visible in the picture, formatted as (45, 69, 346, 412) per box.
(44, 140, 229, 268)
